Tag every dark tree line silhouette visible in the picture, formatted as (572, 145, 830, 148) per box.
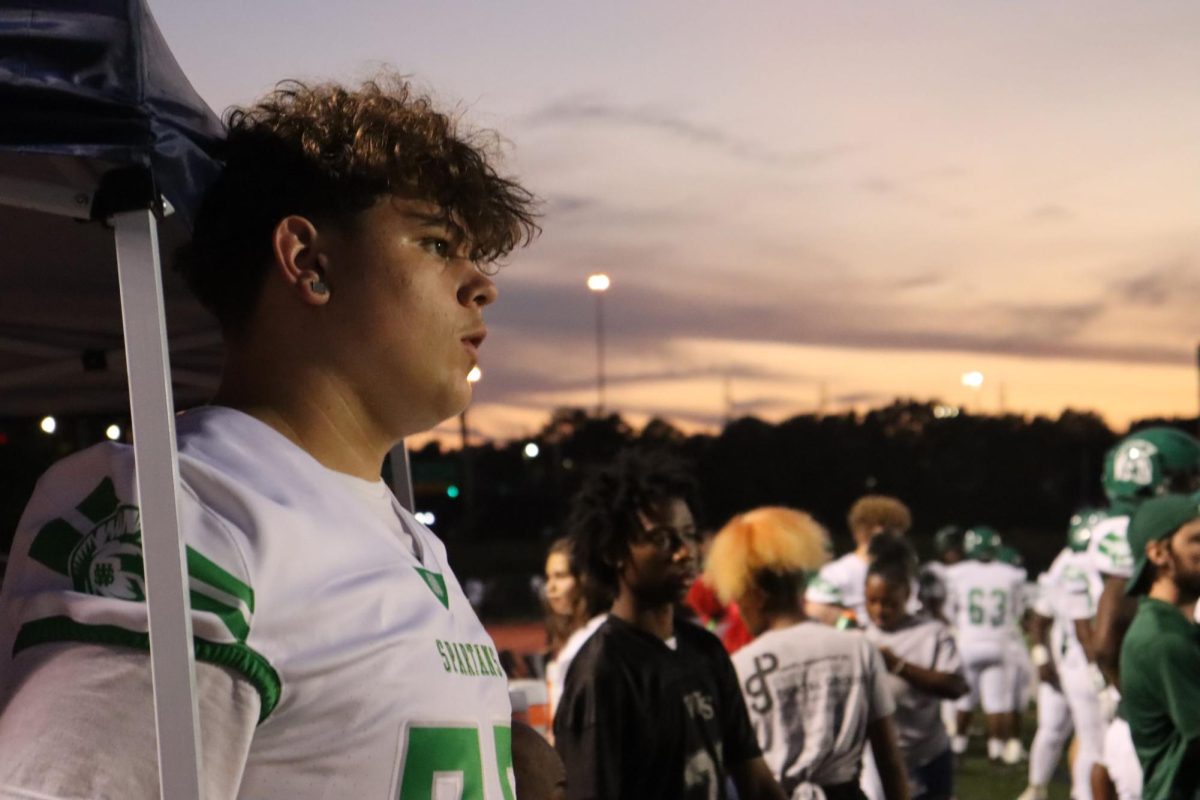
(3, 402, 1196, 592)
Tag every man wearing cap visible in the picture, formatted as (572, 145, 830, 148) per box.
(1119, 494, 1200, 800)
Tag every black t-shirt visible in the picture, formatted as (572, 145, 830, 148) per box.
(554, 615, 762, 800)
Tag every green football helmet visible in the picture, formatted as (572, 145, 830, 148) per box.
(996, 544, 1023, 567)
(963, 525, 1002, 561)
(934, 525, 965, 556)
(1102, 427, 1200, 504)
(1067, 506, 1105, 553)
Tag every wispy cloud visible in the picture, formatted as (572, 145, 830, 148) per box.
(1028, 203, 1072, 223)
(525, 97, 856, 167)
(488, 271, 1190, 378)
(1110, 259, 1200, 308)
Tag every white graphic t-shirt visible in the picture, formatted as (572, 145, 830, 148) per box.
(0, 406, 513, 799)
(732, 622, 895, 792)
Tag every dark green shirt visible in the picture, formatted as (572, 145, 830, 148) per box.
(1120, 598, 1200, 800)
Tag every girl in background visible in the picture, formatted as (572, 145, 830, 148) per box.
(864, 536, 967, 800)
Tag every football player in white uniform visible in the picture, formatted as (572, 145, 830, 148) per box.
(944, 526, 1027, 764)
(1086, 429, 1200, 800)
(806, 495, 913, 626)
(1020, 509, 1106, 800)
(0, 76, 540, 799)
(918, 526, 965, 624)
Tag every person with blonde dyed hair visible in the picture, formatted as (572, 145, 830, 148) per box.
(806, 495, 914, 626)
(707, 506, 909, 800)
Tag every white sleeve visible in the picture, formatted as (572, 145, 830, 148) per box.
(864, 639, 896, 721)
(804, 563, 844, 606)
(0, 642, 258, 800)
(1033, 574, 1055, 618)
(931, 623, 964, 678)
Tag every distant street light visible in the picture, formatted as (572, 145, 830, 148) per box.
(587, 274, 610, 414)
(105, 424, 122, 441)
(39, 416, 56, 434)
(461, 367, 481, 450)
(961, 371, 984, 389)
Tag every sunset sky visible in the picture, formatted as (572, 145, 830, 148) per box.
(153, 0, 1200, 444)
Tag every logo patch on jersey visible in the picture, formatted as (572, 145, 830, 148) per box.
(26, 478, 256, 642)
(415, 567, 449, 609)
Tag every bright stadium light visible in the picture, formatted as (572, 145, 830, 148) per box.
(39, 415, 56, 434)
(524, 442, 540, 459)
(415, 511, 437, 526)
(587, 274, 611, 413)
(961, 371, 984, 389)
(586, 273, 610, 293)
(105, 424, 122, 441)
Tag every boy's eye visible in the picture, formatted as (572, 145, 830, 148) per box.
(420, 238, 451, 258)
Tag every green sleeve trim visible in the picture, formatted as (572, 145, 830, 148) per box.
(12, 615, 281, 723)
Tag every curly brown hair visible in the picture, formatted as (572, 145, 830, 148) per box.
(847, 494, 912, 537)
(176, 74, 540, 335)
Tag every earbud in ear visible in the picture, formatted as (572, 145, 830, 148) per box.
(310, 279, 329, 296)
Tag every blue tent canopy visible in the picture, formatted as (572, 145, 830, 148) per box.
(0, 0, 224, 225)
(0, 0, 226, 416)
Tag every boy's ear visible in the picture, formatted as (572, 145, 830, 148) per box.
(271, 215, 330, 306)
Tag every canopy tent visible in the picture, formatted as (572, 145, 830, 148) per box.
(0, 3, 412, 797)
(0, 0, 225, 415)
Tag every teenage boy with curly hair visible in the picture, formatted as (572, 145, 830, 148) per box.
(0, 76, 538, 799)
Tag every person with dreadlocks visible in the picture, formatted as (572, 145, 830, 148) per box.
(553, 450, 784, 800)
(862, 535, 966, 800)
(706, 506, 909, 800)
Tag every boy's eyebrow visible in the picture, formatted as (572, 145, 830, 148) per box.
(401, 210, 469, 242)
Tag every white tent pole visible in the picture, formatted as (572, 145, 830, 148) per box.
(388, 443, 415, 512)
(113, 208, 205, 800)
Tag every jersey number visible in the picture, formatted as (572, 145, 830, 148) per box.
(967, 588, 1007, 627)
(398, 725, 514, 800)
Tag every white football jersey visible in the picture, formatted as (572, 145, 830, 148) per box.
(1086, 513, 1133, 579)
(806, 551, 919, 623)
(944, 560, 1027, 646)
(0, 406, 514, 799)
(806, 553, 869, 619)
(1035, 548, 1102, 664)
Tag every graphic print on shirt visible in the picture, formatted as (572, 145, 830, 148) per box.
(24, 477, 253, 643)
(416, 566, 450, 609)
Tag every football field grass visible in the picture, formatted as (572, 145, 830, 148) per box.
(952, 714, 1071, 800)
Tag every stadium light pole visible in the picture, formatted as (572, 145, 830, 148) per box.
(961, 370, 984, 413)
(587, 273, 610, 415)
(460, 366, 482, 450)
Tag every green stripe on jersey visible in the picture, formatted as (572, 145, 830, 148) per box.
(187, 547, 255, 613)
(12, 616, 281, 722)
